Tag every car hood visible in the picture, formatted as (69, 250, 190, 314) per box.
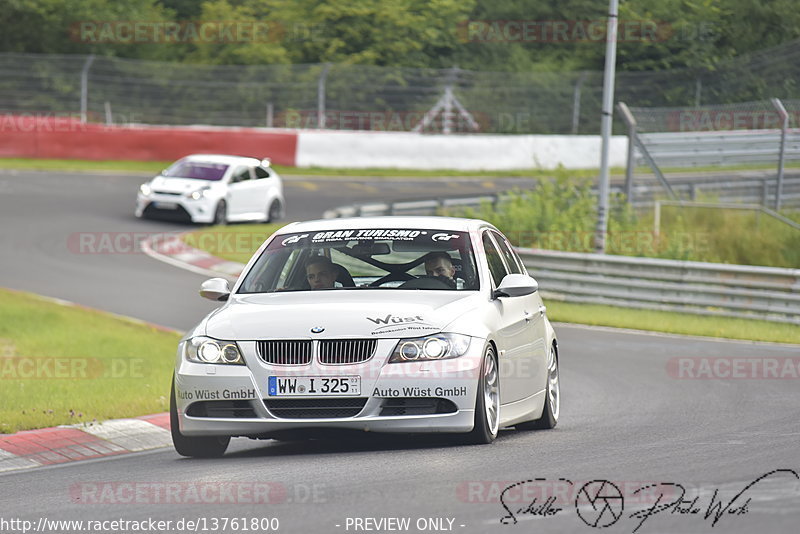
(204, 290, 485, 340)
(150, 176, 217, 194)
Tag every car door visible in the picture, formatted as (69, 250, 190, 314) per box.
(226, 166, 258, 220)
(490, 230, 548, 402)
(482, 230, 541, 404)
(252, 165, 276, 217)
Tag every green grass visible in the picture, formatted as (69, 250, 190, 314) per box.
(0, 156, 602, 177)
(652, 203, 800, 267)
(0, 288, 181, 434)
(458, 176, 800, 268)
(546, 300, 800, 345)
(2, 155, 797, 178)
(272, 166, 602, 178)
(0, 158, 169, 174)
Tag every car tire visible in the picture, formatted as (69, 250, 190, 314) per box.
(266, 199, 282, 223)
(170, 377, 230, 458)
(212, 201, 227, 226)
(464, 345, 500, 444)
(517, 343, 559, 430)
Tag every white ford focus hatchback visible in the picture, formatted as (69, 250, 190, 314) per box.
(135, 154, 284, 224)
(171, 216, 559, 456)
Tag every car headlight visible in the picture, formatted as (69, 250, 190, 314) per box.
(187, 187, 210, 200)
(388, 333, 471, 363)
(184, 337, 244, 365)
(139, 183, 152, 196)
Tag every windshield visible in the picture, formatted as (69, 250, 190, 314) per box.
(238, 228, 480, 293)
(164, 161, 229, 181)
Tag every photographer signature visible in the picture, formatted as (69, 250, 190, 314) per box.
(498, 469, 799, 532)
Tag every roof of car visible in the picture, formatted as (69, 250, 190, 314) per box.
(277, 216, 496, 233)
(180, 154, 263, 166)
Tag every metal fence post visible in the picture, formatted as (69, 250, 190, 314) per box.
(317, 63, 332, 129)
(694, 77, 702, 108)
(616, 102, 637, 202)
(771, 97, 788, 210)
(571, 72, 587, 134)
(80, 54, 95, 123)
(443, 86, 453, 134)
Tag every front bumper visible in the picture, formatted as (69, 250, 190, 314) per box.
(136, 193, 215, 223)
(174, 338, 484, 437)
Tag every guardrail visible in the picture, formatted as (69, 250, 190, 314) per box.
(619, 99, 800, 210)
(516, 248, 800, 325)
(636, 130, 800, 168)
(631, 176, 800, 208)
(325, 196, 800, 325)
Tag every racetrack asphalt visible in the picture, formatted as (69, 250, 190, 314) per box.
(0, 169, 798, 533)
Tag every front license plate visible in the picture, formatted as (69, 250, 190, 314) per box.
(153, 201, 178, 209)
(268, 376, 360, 396)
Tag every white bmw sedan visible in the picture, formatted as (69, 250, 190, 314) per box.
(171, 216, 559, 456)
(135, 154, 284, 224)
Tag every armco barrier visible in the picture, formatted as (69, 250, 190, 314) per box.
(0, 118, 298, 166)
(637, 130, 800, 168)
(518, 249, 800, 325)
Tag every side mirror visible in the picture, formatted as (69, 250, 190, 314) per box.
(161, 169, 168, 175)
(261, 157, 272, 167)
(200, 278, 231, 301)
(492, 273, 538, 299)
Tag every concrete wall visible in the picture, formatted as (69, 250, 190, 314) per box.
(0, 118, 298, 166)
(296, 131, 628, 170)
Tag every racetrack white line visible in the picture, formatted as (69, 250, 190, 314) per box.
(141, 233, 238, 283)
(552, 321, 800, 348)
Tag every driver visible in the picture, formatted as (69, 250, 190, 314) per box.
(306, 256, 337, 289)
(423, 251, 457, 288)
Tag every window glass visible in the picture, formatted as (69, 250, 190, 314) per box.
(231, 167, 251, 183)
(491, 231, 523, 274)
(482, 232, 509, 287)
(238, 229, 480, 293)
(254, 166, 271, 179)
(163, 161, 228, 181)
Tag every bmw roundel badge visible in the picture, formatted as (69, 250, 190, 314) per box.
(310, 326, 325, 334)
